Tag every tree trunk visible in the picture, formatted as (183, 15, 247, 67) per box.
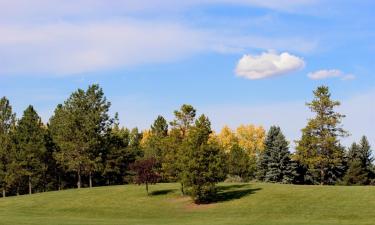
(77, 170, 81, 189)
(2, 188, 5, 197)
(180, 183, 184, 195)
(146, 181, 149, 195)
(16, 186, 19, 196)
(320, 168, 324, 185)
(89, 172, 92, 188)
(58, 174, 61, 191)
(28, 175, 32, 195)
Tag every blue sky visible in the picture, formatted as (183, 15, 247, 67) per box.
(0, 0, 374, 147)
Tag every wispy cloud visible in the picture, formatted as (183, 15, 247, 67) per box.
(235, 51, 305, 80)
(0, 20, 316, 76)
(0, 0, 318, 76)
(308, 69, 355, 80)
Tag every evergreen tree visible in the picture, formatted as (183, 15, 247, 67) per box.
(343, 136, 373, 185)
(13, 105, 46, 195)
(170, 104, 196, 137)
(168, 104, 197, 193)
(227, 144, 253, 180)
(151, 115, 168, 138)
(181, 115, 226, 203)
(49, 84, 112, 188)
(263, 127, 295, 183)
(295, 86, 347, 185)
(257, 126, 280, 181)
(0, 97, 16, 197)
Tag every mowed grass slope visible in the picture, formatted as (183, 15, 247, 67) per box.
(0, 183, 374, 225)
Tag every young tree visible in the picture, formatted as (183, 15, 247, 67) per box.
(295, 86, 347, 185)
(49, 84, 112, 188)
(0, 97, 16, 197)
(130, 158, 160, 195)
(167, 105, 197, 193)
(13, 105, 46, 195)
(263, 126, 296, 183)
(181, 115, 226, 203)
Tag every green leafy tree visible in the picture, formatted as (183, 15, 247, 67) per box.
(295, 86, 347, 185)
(13, 105, 46, 195)
(0, 97, 16, 197)
(181, 115, 226, 203)
(49, 84, 112, 188)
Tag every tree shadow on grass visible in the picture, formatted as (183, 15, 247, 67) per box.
(150, 189, 176, 196)
(213, 184, 261, 203)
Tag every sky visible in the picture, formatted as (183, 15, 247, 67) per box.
(0, 0, 374, 148)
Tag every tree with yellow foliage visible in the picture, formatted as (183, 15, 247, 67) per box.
(236, 125, 265, 156)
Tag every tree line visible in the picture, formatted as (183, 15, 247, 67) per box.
(0, 85, 373, 203)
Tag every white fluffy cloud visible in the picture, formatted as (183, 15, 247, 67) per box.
(235, 51, 305, 79)
(308, 69, 355, 80)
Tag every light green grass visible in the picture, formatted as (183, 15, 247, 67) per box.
(0, 183, 374, 225)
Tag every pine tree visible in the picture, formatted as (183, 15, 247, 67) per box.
(0, 97, 16, 197)
(168, 104, 197, 193)
(181, 115, 226, 203)
(13, 105, 46, 195)
(295, 86, 347, 185)
(49, 84, 112, 188)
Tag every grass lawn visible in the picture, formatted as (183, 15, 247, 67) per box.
(0, 182, 374, 225)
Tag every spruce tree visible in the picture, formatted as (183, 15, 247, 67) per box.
(257, 126, 280, 181)
(0, 97, 16, 197)
(295, 86, 347, 185)
(343, 136, 373, 185)
(264, 127, 295, 183)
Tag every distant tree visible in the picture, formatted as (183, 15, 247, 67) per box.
(0, 97, 16, 197)
(13, 105, 46, 195)
(170, 104, 196, 137)
(236, 125, 265, 157)
(295, 86, 347, 185)
(343, 136, 373, 185)
(151, 115, 168, 137)
(217, 126, 238, 153)
(141, 116, 169, 180)
(49, 84, 112, 188)
(227, 144, 254, 180)
(130, 158, 160, 195)
(181, 115, 226, 203)
(262, 126, 296, 183)
(102, 118, 138, 185)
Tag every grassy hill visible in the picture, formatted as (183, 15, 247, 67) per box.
(0, 182, 374, 225)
